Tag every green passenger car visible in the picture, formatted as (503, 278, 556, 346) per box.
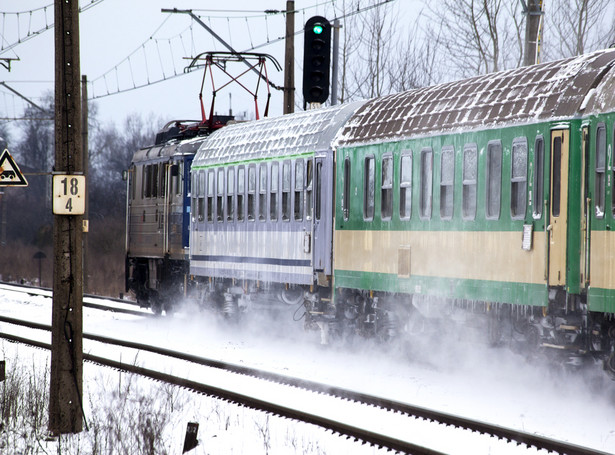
(328, 50, 615, 375)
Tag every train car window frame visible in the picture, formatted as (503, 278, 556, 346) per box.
(315, 160, 322, 221)
(190, 171, 198, 223)
(343, 157, 351, 221)
(510, 137, 528, 220)
(595, 123, 606, 218)
(363, 155, 375, 221)
(259, 163, 267, 222)
(217, 168, 225, 222)
(282, 160, 291, 221)
(440, 147, 455, 220)
(306, 159, 314, 221)
(419, 148, 433, 220)
(143, 165, 151, 198)
(485, 140, 502, 220)
(159, 163, 165, 199)
(270, 161, 279, 221)
(462, 144, 477, 220)
(248, 164, 256, 222)
(237, 166, 245, 222)
(552, 136, 562, 217)
(399, 151, 412, 220)
(227, 167, 235, 222)
(207, 169, 215, 223)
(198, 170, 205, 222)
(381, 154, 393, 220)
(152, 164, 159, 198)
(532, 136, 544, 219)
(294, 159, 305, 221)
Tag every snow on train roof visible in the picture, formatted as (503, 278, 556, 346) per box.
(338, 49, 615, 146)
(131, 134, 207, 164)
(192, 101, 365, 167)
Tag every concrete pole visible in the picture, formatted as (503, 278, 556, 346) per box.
(50, 0, 84, 434)
(523, 0, 543, 66)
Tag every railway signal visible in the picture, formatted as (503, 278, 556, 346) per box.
(303, 16, 331, 105)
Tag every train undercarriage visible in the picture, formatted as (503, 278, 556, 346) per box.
(125, 255, 190, 314)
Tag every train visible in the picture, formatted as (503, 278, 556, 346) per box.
(126, 49, 615, 377)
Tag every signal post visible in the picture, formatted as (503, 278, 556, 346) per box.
(49, 0, 84, 434)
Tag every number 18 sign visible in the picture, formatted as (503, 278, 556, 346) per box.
(53, 175, 86, 215)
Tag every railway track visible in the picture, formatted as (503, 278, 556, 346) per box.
(0, 311, 609, 455)
(0, 281, 151, 317)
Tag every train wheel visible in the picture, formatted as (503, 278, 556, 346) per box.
(604, 352, 615, 380)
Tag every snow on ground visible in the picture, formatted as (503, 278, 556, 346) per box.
(1, 286, 614, 454)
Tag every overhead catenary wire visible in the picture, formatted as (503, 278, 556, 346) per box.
(87, 0, 395, 101)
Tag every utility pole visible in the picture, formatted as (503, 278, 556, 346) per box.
(81, 75, 89, 292)
(523, 0, 543, 66)
(49, 0, 84, 435)
(331, 19, 340, 106)
(283, 1, 295, 114)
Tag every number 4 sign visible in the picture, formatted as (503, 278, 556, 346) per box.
(53, 175, 86, 215)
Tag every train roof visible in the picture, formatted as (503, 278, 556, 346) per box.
(338, 48, 615, 146)
(192, 101, 366, 168)
(131, 134, 207, 164)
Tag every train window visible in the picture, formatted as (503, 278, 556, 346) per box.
(552, 137, 562, 217)
(259, 163, 267, 221)
(198, 170, 205, 222)
(533, 136, 544, 219)
(248, 165, 256, 221)
(363, 156, 375, 221)
(237, 166, 245, 222)
(217, 168, 224, 222)
(191, 172, 198, 223)
(270, 162, 279, 221)
(159, 163, 165, 198)
(143, 165, 151, 198)
(399, 152, 412, 220)
(419, 148, 433, 220)
(595, 123, 606, 218)
(315, 161, 322, 221)
(343, 157, 351, 221)
(294, 160, 304, 221)
(207, 170, 214, 222)
(282, 161, 291, 221)
(381, 155, 393, 220)
(174, 162, 183, 196)
(511, 137, 528, 220)
(485, 140, 502, 220)
(462, 144, 477, 220)
(440, 147, 454, 220)
(306, 160, 313, 220)
(227, 167, 235, 222)
(152, 164, 159, 198)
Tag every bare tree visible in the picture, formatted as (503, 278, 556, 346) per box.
(543, 0, 615, 60)
(427, 0, 524, 78)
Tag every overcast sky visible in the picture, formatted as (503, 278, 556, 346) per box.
(0, 0, 416, 132)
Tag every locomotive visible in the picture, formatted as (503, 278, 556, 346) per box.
(126, 49, 615, 376)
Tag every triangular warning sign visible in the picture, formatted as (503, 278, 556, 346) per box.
(0, 148, 28, 187)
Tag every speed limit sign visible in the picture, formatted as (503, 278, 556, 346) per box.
(53, 175, 86, 215)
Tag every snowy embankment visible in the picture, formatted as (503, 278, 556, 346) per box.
(0, 287, 614, 454)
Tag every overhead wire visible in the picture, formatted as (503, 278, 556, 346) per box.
(88, 0, 395, 100)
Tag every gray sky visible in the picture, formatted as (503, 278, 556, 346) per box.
(0, 0, 415, 130)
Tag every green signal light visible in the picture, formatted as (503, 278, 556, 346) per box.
(313, 23, 324, 35)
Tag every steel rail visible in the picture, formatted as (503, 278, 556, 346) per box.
(0, 315, 609, 455)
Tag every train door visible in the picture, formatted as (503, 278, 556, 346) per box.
(313, 152, 333, 274)
(548, 129, 570, 286)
